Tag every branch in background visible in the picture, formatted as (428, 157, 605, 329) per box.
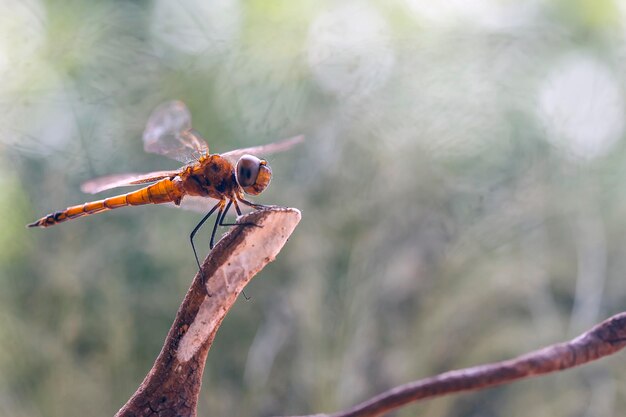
(115, 207, 301, 417)
(285, 312, 626, 417)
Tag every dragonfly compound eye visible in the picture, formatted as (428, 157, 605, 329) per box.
(236, 154, 271, 195)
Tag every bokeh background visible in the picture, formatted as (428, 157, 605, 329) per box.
(2, 1, 626, 416)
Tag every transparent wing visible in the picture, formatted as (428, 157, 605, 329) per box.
(159, 195, 254, 216)
(221, 134, 304, 164)
(80, 170, 179, 194)
(161, 195, 218, 213)
(161, 195, 254, 215)
(143, 101, 209, 163)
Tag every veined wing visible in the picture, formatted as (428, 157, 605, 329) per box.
(143, 100, 209, 163)
(81, 170, 179, 194)
(162, 195, 254, 215)
(162, 195, 217, 213)
(221, 135, 304, 164)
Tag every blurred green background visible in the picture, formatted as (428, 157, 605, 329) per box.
(2, 0, 626, 416)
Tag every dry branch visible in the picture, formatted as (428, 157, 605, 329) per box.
(115, 207, 301, 417)
(112, 205, 626, 417)
(286, 312, 626, 417)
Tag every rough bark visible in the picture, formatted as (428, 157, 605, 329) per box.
(112, 205, 626, 417)
(115, 207, 301, 417)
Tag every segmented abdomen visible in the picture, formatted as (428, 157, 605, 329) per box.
(28, 178, 182, 228)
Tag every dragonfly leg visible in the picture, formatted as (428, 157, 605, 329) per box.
(233, 198, 266, 232)
(190, 200, 222, 295)
(190, 201, 222, 269)
(218, 199, 233, 226)
(233, 199, 243, 216)
(221, 199, 251, 301)
(220, 200, 263, 230)
(237, 197, 269, 210)
(219, 199, 250, 227)
(210, 199, 251, 299)
(209, 200, 228, 250)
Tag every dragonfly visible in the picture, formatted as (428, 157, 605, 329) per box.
(28, 100, 304, 273)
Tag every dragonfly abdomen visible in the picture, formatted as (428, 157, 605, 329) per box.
(28, 178, 183, 228)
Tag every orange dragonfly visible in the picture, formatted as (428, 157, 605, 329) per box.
(28, 100, 303, 271)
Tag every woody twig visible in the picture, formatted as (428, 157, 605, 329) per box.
(115, 207, 301, 417)
(285, 312, 626, 417)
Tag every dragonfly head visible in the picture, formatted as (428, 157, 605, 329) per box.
(236, 155, 272, 195)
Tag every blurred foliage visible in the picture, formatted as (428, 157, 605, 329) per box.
(2, 0, 626, 416)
